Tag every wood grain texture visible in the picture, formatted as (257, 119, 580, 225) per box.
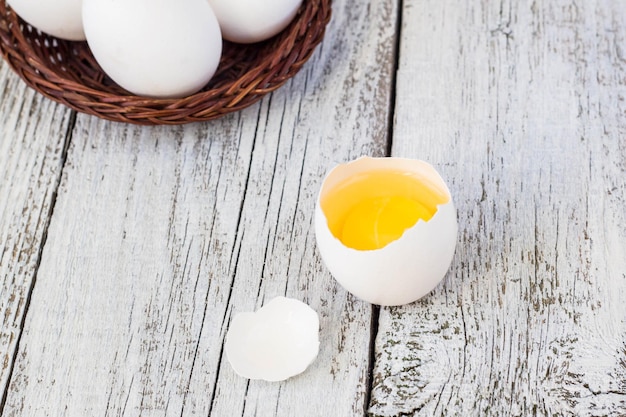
(0, 0, 398, 415)
(0, 61, 72, 400)
(371, 0, 626, 416)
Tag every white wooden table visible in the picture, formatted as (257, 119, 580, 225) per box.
(1, 1, 625, 416)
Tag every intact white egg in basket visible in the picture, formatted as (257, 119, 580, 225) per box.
(315, 156, 458, 306)
(7, 0, 85, 41)
(82, 0, 222, 98)
(208, 0, 302, 44)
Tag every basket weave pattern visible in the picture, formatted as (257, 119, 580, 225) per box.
(0, 1, 331, 125)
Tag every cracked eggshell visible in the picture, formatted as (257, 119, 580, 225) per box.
(225, 296, 320, 382)
(315, 157, 458, 306)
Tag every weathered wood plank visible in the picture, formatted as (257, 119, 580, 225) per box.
(208, 1, 397, 415)
(0, 62, 73, 403)
(1, 117, 260, 417)
(1, 0, 398, 415)
(371, 0, 626, 416)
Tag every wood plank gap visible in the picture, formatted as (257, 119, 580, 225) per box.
(365, 0, 402, 414)
(385, 0, 404, 158)
(205, 108, 264, 417)
(0, 110, 77, 414)
(364, 304, 381, 416)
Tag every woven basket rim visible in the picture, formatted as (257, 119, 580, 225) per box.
(0, 0, 331, 125)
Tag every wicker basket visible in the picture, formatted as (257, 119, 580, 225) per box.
(0, 1, 331, 125)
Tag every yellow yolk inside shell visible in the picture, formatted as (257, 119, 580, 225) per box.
(321, 169, 449, 250)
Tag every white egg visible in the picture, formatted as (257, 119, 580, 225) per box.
(315, 157, 458, 306)
(225, 296, 320, 382)
(208, 0, 302, 44)
(82, 0, 222, 98)
(7, 0, 85, 41)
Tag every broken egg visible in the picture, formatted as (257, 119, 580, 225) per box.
(315, 156, 458, 306)
(225, 296, 320, 382)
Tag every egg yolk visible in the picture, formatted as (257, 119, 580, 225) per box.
(321, 169, 448, 250)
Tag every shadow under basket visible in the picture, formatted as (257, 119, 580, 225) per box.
(0, 1, 331, 125)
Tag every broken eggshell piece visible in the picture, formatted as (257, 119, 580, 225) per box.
(225, 296, 320, 382)
(314, 156, 458, 306)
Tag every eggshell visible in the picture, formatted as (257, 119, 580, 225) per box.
(208, 0, 302, 44)
(315, 157, 458, 306)
(225, 296, 320, 382)
(82, 0, 222, 98)
(7, 0, 85, 41)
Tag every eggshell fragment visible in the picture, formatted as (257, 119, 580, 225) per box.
(225, 296, 320, 382)
(7, 0, 85, 41)
(315, 157, 458, 306)
(208, 0, 302, 44)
